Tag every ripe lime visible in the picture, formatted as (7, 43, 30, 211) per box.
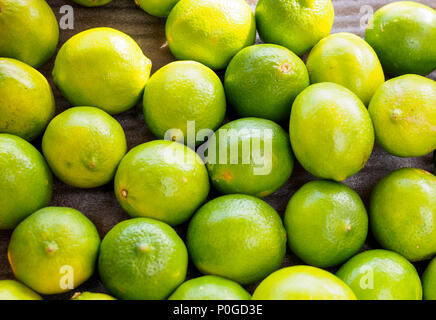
(72, 0, 112, 7)
(135, 0, 179, 17)
(71, 291, 116, 300)
(0, 280, 42, 300)
(423, 257, 436, 300)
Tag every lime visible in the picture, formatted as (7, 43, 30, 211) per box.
(0, 58, 55, 141)
(8, 207, 100, 295)
(224, 44, 309, 122)
(370, 168, 436, 262)
(135, 0, 179, 17)
(0, 134, 52, 229)
(72, 0, 112, 7)
(166, 0, 256, 70)
(368, 75, 436, 157)
(42, 107, 127, 188)
(114, 140, 209, 226)
(53, 27, 152, 115)
(0, 280, 42, 300)
(365, 1, 436, 76)
(98, 218, 188, 300)
(168, 275, 251, 300)
(252, 266, 356, 300)
(306, 32, 385, 105)
(284, 180, 368, 268)
(336, 249, 422, 300)
(423, 257, 436, 300)
(71, 291, 116, 300)
(187, 194, 287, 285)
(255, 0, 334, 56)
(143, 61, 226, 145)
(206, 118, 293, 198)
(0, 0, 58, 68)
(289, 83, 374, 181)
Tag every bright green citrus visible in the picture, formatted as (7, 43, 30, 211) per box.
(0, 280, 42, 300)
(135, 0, 179, 17)
(423, 257, 436, 300)
(71, 291, 116, 300)
(72, 0, 112, 7)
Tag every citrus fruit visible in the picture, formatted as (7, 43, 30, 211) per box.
(252, 266, 356, 300)
(206, 118, 293, 198)
(370, 168, 436, 262)
(98, 218, 188, 300)
(365, 1, 436, 76)
(187, 194, 287, 285)
(71, 291, 116, 300)
(336, 249, 422, 300)
(224, 44, 309, 123)
(0, 58, 55, 141)
(423, 257, 436, 300)
(289, 83, 374, 181)
(0, 0, 59, 68)
(8, 207, 100, 295)
(0, 134, 52, 229)
(53, 27, 152, 115)
(0, 280, 42, 300)
(114, 140, 209, 226)
(42, 107, 127, 189)
(284, 180, 368, 268)
(306, 32, 385, 105)
(166, 0, 256, 70)
(168, 275, 251, 300)
(143, 61, 226, 146)
(255, 0, 334, 56)
(72, 0, 112, 7)
(135, 0, 179, 17)
(368, 75, 436, 158)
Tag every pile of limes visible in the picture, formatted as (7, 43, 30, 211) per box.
(0, 0, 435, 301)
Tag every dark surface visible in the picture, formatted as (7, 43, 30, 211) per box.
(0, 0, 435, 299)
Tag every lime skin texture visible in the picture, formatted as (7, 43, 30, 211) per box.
(306, 32, 385, 106)
(370, 168, 436, 262)
(187, 194, 287, 285)
(255, 0, 334, 56)
(224, 44, 309, 123)
(206, 118, 294, 198)
(368, 75, 436, 158)
(98, 218, 188, 300)
(284, 180, 368, 268)
(336, 249, 422, 300)
(365, 1, 436, 76)
(53, 27, 152, 115)
(42, 107, 127, 189)
(252, 266, 356, 300)
(8, 207, 101, 295)
(135, 0, 180, 17)
(0, 134, 52, 230)
(72, 0, 113, 7)
(289, 82, 374, 182)
(71, 291, 116, 300)
(0, 58, 55, 141)
(166, 0, 256, 70)
(168, 275, 251, 300)
(0, 0, 59, 68)
(0, 280, 42, 300)
(423, 257, 436, 300)
(143, 60, 226, 145)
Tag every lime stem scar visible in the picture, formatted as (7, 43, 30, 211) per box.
(121, 189, 128, 199)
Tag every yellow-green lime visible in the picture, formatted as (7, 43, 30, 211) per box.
(71, 291, 116, 300)
(72, 0, 112, 7)
(98, 218, 188, 300)
(42, 107, 127, 188)
(423, 257, 436, 300)
(135, 0, 179, 17)
(0, 280, 42, 300)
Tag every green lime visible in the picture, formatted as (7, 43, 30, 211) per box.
(336, 249, 422, 300)
(365, 1, 436, 76)
(166, 0, 256, 70)
(72, 0, 112, 7)
(135, 0, 179, 17)
(306, 32, 385, 105)
(168, 275, 251, 300)
(0, 0, 59, 68)
(423, 257, 436, 300)
(255, 0, 334, 56)
(284, 180, 368, 268)
(8, 207, 100, 295)
(143, 61, 226, 145)
(115, 140, 209, 226)
(289, 83, 374, 181)
(370, 168, 436, 262)
(224, 44, 309, 122)
(368, 75, 436, 157)
(53, 27, 152, 115)
(42, 107, 127, 188)
(98, 218, 188, 300)
(0, 58, 55, 141)
(206, 118, 293, 198)
(0, 134, 52, 229)
(71, 291, 116, 300)
(252, 266, 356, 300)
(187, 194, 287, 285)
(0, 280, 42, 300)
